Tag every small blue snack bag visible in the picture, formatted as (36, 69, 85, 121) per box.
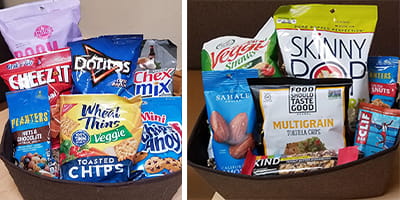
(68, 35, 143, 98)
(6, 85, 56, 177)
(368, 56, 399, 108)
(131, 97, 182, 180)
(354, 102, 400, 157)
(202, 69, 258, 173)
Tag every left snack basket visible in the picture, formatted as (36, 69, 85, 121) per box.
(0, 0, 182, 199)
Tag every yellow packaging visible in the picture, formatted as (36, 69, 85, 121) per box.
(59, 94, 142, 183)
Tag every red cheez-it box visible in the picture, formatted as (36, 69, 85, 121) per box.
(0, 48, 72, 105)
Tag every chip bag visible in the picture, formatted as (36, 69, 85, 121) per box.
(6, 86, 56, 177)
(201, 17, 282, 78)
(274, 4, 378, 129)
(0, 0, 82, 58)
(68, 35, 143, 98)
(59, 94, 143, 183)
(134, 40, 177, 97)
(248, 77, 352, 156)
(131, 97, 182, 180)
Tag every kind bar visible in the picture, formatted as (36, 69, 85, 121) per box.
(201, 17, 282, 78)
(134, 40, 177, 97)
(274, 4, 378, 130)
(59, 94, 143, 183)
(6, 86, 56, 177)
(248, 77, 352, 156)
(131, 97, 182, 180)
(0, 0, 81, 58)
(203, 69, 258, 173)
(368, 56, 399, 108)
(242, 150, 337, 176)
(68, 35, 143, 98)
(354, 102, 400, 157)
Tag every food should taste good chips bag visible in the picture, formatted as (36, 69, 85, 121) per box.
(273, 4, 378, 130)
(248, 78, 352, 156)
(131, 97, 182, 180)
(0, 0, 82, 58)
(59, 94, 143, 183)
(201, 18, 282, 78)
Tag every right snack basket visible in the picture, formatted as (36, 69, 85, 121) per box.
(188, 2, 399, 199)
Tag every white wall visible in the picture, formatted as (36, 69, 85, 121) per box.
(3, 0, 182, 69)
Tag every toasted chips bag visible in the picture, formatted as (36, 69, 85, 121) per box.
(59, 94, 142, 183)
(0, 0, 82, 58)
(274, 4, 378, 130)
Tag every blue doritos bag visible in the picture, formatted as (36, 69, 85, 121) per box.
(131, 97, 182, 180)
(6, 86, 56, 178)
(68, 35, 143, 98)
(202, 69, 258, 173)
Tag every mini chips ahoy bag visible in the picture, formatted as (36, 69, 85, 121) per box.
(68, 35, 143, 98)
(132, 97, 182, 180)
(59, 94, 143, 183)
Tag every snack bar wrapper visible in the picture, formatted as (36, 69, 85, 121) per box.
(0, 0, 82, 58)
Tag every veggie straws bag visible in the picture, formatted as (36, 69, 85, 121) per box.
(273, 4, 378, 129)
(59, 94, 143, 183)
(0, 0, 82, 58)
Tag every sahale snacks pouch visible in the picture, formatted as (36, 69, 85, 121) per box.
(0, 0, 82, 58)
(202, 69, 258, 173)
(59, 94, 143, 183)
(274, 4, 378, 130)
(68, 35, 143, 98)
(132, 97, 182, 180)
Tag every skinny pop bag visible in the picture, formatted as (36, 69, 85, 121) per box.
(273, 4, 378, 129)
(0, 0, 82, 58)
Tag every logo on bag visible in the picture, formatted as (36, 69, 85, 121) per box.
(289, 86, 316, 113)
(73, 45, 131, 85)
(34, 25, 53, 39)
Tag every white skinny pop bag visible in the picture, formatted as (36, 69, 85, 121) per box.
(273, 4, 378, 129)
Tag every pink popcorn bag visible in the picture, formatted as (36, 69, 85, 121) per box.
(0, 0, 82, 58)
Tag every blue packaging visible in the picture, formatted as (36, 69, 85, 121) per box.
(131, 97, 182, 180)
(368, 56, 399, 107)
(6, 86, 56, 177)
(354, 102, 400, 157)
(202, 69, 258, 173)
(68, 35, 143, 98)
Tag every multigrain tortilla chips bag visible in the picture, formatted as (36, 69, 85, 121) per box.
(273, 4, 378, 130)
(59, 94, 142, 183)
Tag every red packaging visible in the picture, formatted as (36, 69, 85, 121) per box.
(0, 48, 72, 156)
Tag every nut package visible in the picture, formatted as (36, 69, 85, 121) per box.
(202, 69, 258, 173)
(132, 97, 182, 180)
(6, 86, 56, 177)
(59, 94, 143, 183)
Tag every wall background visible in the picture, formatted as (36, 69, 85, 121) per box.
(4, 0, 182, 69)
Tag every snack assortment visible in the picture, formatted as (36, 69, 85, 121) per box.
(200, 4, 399, 177)
(0, 0, 181, 183)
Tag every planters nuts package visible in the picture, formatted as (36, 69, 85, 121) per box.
(132, 97, 182, 180)
(59, 94, 143, 183)
(134, 40, 177, 97)
(6, 86, 56, 178)
(68, 35, 143, 98)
